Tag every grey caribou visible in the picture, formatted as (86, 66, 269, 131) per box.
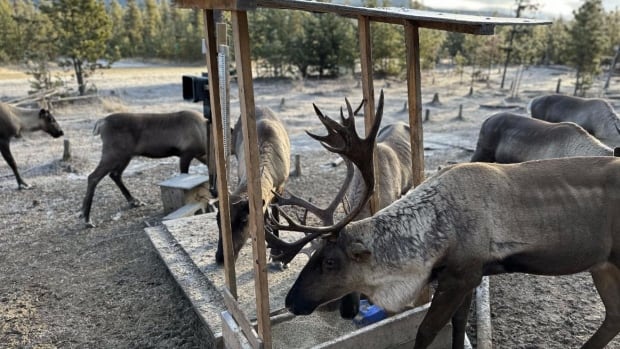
(0, 102, 64, 189)
(266, 93, 620, 349)
(471, 111, 613, 163)
(215, 106, 290, 265)
(528, 94, 620, 147)
(81, 110, 209, 227)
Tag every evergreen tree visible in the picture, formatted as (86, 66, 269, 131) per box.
(419, 28, 445, 70)
(443, 32, 466, 63)
(543, 18, 570, 65)
(158, 0, 176, 59)
(41, 0, 113, 95)
(123, 0, 145, 57)
(300, 12, 356, 78)
(143, 0, 163, 58)
(568, 0, 607, 95)
(106, 0, 124, 63)
(249, 9, 290, 77)
(0, 0, 16, 62)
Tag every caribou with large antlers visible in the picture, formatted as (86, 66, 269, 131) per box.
(267, 93, 620, 349)
(273, 115, 412, 317)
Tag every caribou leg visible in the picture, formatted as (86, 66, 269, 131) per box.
(179, 154, 194, 173)
(0, 140, 30, 189)
(451, 289, 474, 349)
(582, 262, 620, 349)
(414, 271, 481, 349)
(268, 206, 286, 270)
(108, 159, 144, 208)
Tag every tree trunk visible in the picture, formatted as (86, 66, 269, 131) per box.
(73, 58, 86, 96)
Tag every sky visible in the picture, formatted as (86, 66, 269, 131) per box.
(422, 0, 620, 19)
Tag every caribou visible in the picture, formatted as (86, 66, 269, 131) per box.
(528, 94, 620, 147)
(214, 106, 291, 265)
(274, 115, 413, 318)
(471, 112, 613, 163)
(266, 91, 620, 349)
(0, 102, 64, 189)
(81, 110, 209, 227)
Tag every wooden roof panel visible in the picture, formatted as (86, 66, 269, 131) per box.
(175, 0, 551, 35)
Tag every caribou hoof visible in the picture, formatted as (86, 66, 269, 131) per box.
(18, 183, 32, 190)
(84, 221, 96, 229)
(268, 258, 288, 271)
(129, 199, 145, 208)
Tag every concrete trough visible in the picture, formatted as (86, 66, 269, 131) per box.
(145, 213, 451, 348)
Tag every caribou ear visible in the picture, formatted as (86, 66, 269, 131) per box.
(210, 199, 220, 210)
(39, 109, 47, 118)
(614, 147, 620, 157)
(347, 241, 371, 262)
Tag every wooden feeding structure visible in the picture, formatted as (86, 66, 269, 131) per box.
(172, 1, 550, 348)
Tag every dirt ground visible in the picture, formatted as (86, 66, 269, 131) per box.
(1, 62, 620, 349)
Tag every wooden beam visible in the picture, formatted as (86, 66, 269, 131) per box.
(223, 288, 263, 349)
(357, 15, 379, 215)
(404, 22, 424, 187)
(231, 10, 273, 349)
(174, 0, 256, 10)
(256, 0, 550, 34)
(204, 9, 238, 298)
(405, 21, 430, 307)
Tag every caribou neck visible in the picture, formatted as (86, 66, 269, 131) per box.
(343, 184, 452, 312)
(10, 106, 41, 133)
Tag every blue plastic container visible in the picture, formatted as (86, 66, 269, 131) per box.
(353, 299, 387, 327)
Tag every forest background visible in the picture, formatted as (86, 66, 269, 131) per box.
(0, 0, 618, 97)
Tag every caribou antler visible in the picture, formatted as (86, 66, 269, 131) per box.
(273, 159, 354, 225)
(265, 90, 384, 265)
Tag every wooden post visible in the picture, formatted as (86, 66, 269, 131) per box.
(203, 10, 237, 298)
(358, 15, 379, 215)
(358, 16, 380, 214)
(291, 154, 302, 177)
(62, 139, 71, 161)
(476, 276, 493, 349)
(232, 10, 272, 349)
(405, 21, 429, 306)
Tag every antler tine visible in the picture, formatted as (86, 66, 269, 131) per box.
(308, 104, 347, 152)
(265, 225, 324, 265)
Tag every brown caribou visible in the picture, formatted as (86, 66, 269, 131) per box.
(528, 94, 620, 147)
(214, 106, 291, 265)
(81, 110, 209, 227)
(0, 102, 64, 189)
(266, 92, 620, 349)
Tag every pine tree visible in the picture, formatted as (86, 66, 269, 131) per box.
(106, 0, 125, 63)
(123, 0, 145, 57)
(0, 0, 16, 62)
(40, 0, 113, 95)
(568, 0, 607, 95)
(143, 0, 163, 58)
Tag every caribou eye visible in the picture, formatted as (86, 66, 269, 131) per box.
(323, 258, 336, 271)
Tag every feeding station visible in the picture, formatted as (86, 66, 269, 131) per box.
(168, 1, 550, 348)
